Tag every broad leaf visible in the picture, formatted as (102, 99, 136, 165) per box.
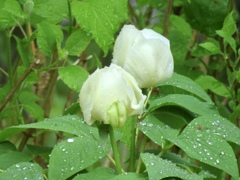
(183, 0, 228, 36)
(48, 136, 110, 180)
(158, 73, 212, 103)
(0, 115, 94, 142)
(149, 94, 218, 116)
(138, 115, 179, 148)
(0, 141, 16, 156)
(141, 153, 204, 180)
(199, 42, 222, 55)
(111, 173, 145, 180)
(0, 151, 32, 170)
(71, 0, 128, 55)
(72, 167, 115, 180)
(66, 29, 92, 56)
(59, 65, 89, 92)
(176, 116, 239, 179)
(0, 162, 44, 180)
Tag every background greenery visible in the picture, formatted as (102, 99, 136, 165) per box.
(0, 0, 239, 179)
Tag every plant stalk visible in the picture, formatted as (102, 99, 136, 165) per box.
(109, 126, 122, 174)
(129, 116, 137, 172)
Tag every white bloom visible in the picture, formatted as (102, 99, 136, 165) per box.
(112, 25, 174, 88)
(79, 64, 146, 128)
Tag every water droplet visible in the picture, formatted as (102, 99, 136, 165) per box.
(150, 162, 154, 165)
(67, 138, 74, 143)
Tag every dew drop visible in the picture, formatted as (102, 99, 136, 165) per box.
(67, 138, 74, 143)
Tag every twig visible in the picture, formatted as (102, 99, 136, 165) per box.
(0, 61, 38, 113)
(163, 0, 173, 37)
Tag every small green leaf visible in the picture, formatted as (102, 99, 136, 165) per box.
(71, 0, 128, 55)
(199, 42, 222, 55)
(63, 102, 81, 115)
(30, 0, 68, 25)
(14, 36, 30, 67)
(195, 75, 231, 98)
(0, 151, 32, 170)
(168, 15, 192, 63)
(0, 162, 44, 180)
(221, 11, 237, 37)
(72, 167, 115, 180)
(0, 0, 24, 30)
(36, 22, 63, 56)
(59, 65, 89, 92)
(149, 94, 218, 117)
(158, 73, 212, 103)
(141, 153, 203, 180)
(48, 136, 111, 180)
(66, 29, 92, 56)
(216, 30, 236, 53)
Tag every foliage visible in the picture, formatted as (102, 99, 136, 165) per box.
(0, 0, 240, 179)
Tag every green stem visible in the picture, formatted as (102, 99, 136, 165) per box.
(67, 0, 73, 35)
(5, 31, 13, 87)
(136, 135, 148, 173)
(129, 116, 137, 172)
(109, 126, 122, 174)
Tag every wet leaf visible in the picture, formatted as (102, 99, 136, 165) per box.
(158, 73, 212, 103)
(149, 94, 218, 116)
(0, 115, 95, 142)
(48, 136, 110, 180)
(0, 162, 44, 180)
(141, 153, 204, 180)
(71, 0, 128, 55)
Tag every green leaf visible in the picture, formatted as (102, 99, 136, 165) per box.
(48, 136, 110, 180)
(26, 144, 52, 159)
(195, 75, 231, 98)
(199, 42, 222, 55)
(36, 22, 63, 56)
(177, 117, 239, 179)
(0, 151, 32, 170)
(221, 11, 237, 37)
(71, 0, 128, 55)
(0, 115, 94, 142)
(0, 162, 44, 180)
(183, 0, 228, 36)
(185, 115, 240, 146)
(59, 65, 89, 92)
(138, 115, 179, 148)
(0, 141, 16, 156)
(14, 36, 30, 67)
(63, 102, 81, 115)
(66, 29, 92, 56)
(141, 153, 203, 180)
(168, 15, 192, 63)
(0, 0, 25, 30)
(19, 91, 44, 121)
(216, 30, 236, 53)
(158, 73, 212, 103)
(111, 173, 145, 180)
(72, 167, 115, 180)
(30, 0, 68, 25)
(149, 94, 218, 117)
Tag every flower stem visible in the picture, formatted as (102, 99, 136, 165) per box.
(109, 126, 122, 174)
(129, 116, 137, 172)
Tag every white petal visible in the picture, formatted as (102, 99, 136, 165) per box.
(141, 28, 170, 47)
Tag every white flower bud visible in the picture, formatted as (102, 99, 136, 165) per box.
(79, 64, 146, 128)
(112, 25, 174, 88)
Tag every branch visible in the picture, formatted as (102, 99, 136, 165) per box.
(163, 0, 173, 37)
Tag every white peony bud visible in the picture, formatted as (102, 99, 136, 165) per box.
(112, 25, 174, 88)
(79, 64, 146, 128)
